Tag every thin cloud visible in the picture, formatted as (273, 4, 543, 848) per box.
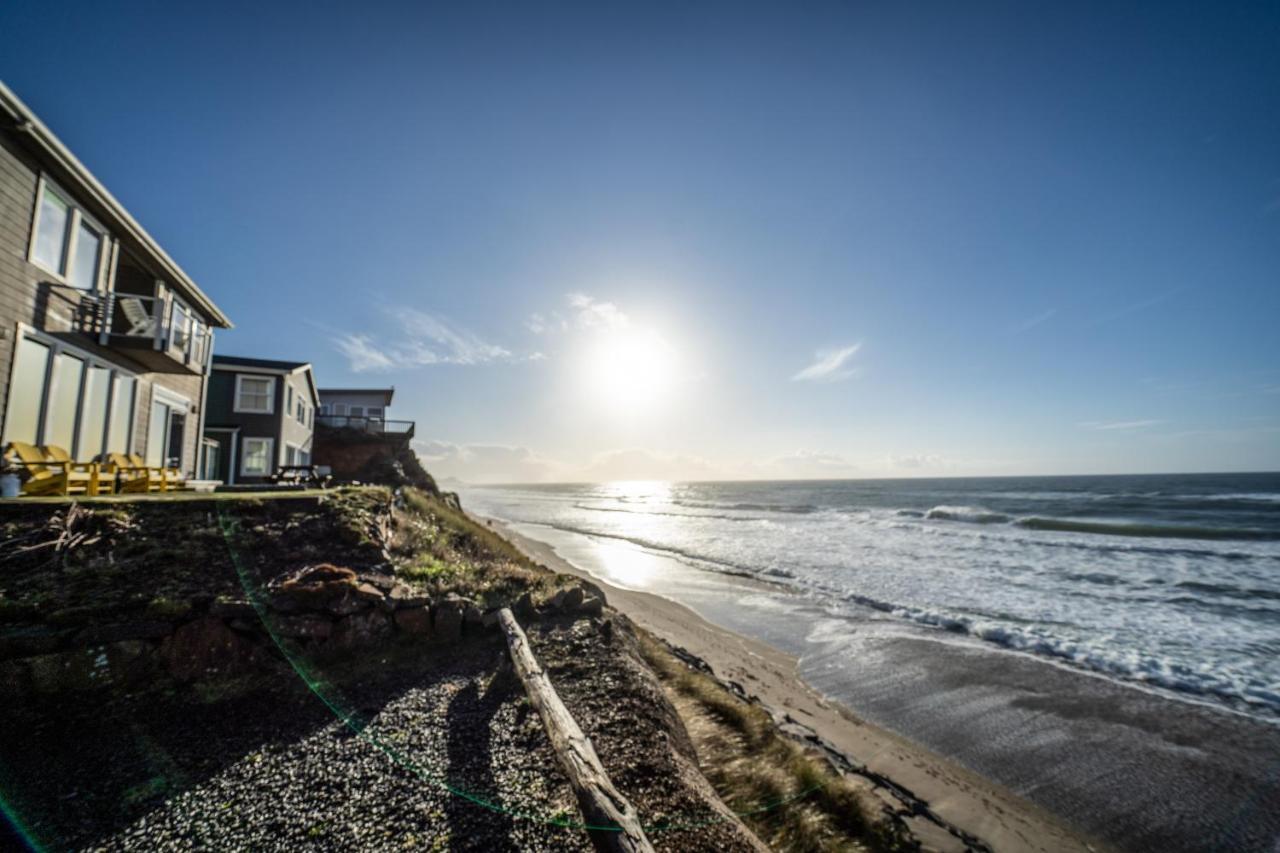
(568, 292, 630, 330)
(1012, 308, 1057, 334)
(1079, 419, 1163, 431)
(334, 307, 518, 373)
(792, 344, 862, 383)
(1096, 287, 1189, 324)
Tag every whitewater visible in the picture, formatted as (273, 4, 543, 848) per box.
(461, 472, 1280, 721)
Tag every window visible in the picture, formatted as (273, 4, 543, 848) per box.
(241, 437, 274, 476)
(46, 353, 85, 452)
(29, 178, 109, 289)
(295, 398, 306, 424)
(319, 403, 330, 415)
(234, 375, 275, 413)
(1, 328, 137, 458)
(32, 184, 70, 274)
(78, 366, 111, 461)
(350, 406, 364, 417)
(2, 337, 51, 444)
(368, 406, 384, 419)
(69, 220, 103, 290)
(286, 385, 294, 411)
(107, 376, 136, 454)
(334, 403, 347, 415)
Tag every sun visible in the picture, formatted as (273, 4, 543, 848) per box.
(583, 326, 676, 417)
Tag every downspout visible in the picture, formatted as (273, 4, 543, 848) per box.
(194, 329, 214, 479)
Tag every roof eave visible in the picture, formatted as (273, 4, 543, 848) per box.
(0, 80, 233, 329)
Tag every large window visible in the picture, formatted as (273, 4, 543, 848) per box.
(234, 375, 274, 413)
(29, 178, 109, 289)
(3, 337, 51, 444)
(45, 353, 85, 452)
(1, 329, 135, 459)
(241, 437, 273, 476)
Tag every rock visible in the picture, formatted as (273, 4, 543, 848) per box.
(281, 564, 357, 586)
(0, 624, 75, 657)
(515, 592, 535, 617)
(393, 606, 432, 635)
(578, 595, 604, 616)
(433, 601, 464, 640)
(463, 605, 484, 627)
(331, 610, 392, 648)
(560, 587, 585, 611)
(158, 617, 261, 680)
(388, 585, 430, 609)
(271, 615, 333, 640)
(481, 610, 502, 631)
(76, 621, 175, 645)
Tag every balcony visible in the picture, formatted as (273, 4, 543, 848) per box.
(55, 287, 211, 374)
(316, 415, 415, 440)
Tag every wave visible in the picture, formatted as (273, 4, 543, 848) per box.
(572, 502, 764, 523)
(835, 591, 1280, 715)
(1013, 516, 1279, 541)
(673, 499, 820, 515)
(923, 505, 1010, 524)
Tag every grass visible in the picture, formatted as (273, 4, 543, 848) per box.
(636, 630, 903, 853)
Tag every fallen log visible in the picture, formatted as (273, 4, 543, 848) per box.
(496, 607, 653, 853)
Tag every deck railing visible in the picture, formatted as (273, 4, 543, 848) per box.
(316, 416, 416, 439)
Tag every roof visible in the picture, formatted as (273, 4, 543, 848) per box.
(213, 355, 310, 372)
(0, 80, 233, 329)
(318, 388, 395, 405)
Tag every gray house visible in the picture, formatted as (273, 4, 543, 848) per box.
(317, 387, 414, 439)
(203, 355, 318, 484)
(0, 81, 232, 475)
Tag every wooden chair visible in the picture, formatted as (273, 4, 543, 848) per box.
(103, 452, 161, 493)
(128, 453, 184, 491)
(3, 442, 101, 496)
(42, 445, 111, 495)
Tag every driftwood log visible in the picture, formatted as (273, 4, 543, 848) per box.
(496, 608, 653, 853)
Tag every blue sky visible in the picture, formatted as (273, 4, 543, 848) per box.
(3, 1, 1277, 481)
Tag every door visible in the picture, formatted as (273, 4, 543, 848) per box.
(146, 396, 187, 471)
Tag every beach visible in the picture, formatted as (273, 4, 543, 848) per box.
(488, 518, 1102, 853)
(468, 475, 1280, 853)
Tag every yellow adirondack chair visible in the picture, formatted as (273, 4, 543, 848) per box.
(103, 452, 160, 493)
(3, 442, 101, 496)
(42, 445, 110, 495)
(128, 453, 184, 491)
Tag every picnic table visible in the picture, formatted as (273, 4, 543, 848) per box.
(268, 464, 333, 488)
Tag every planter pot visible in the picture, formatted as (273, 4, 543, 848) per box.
(0, 473, 20, 499)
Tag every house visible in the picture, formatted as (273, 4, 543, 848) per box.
(202, 355, 319, 483)
(317, 388, 414, 438)
(0, 81, 232, 476)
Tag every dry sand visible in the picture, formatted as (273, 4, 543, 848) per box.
(489, 518, 1106, 853)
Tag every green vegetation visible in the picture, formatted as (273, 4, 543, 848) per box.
(637, 631, 903, 853)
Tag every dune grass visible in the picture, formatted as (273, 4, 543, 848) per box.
(636, 631, 903, 853)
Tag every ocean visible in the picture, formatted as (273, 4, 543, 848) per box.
(461, 472, 1280, 721)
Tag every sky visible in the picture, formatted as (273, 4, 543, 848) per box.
(2, 1, 1277, 483)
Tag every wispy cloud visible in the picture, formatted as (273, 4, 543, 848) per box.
(567, 292, 630, 331)
(334, 307, 518, 373)
(1096, 287, 1189, 324)
(1011, 308, 1057, 334)
(888, 453, 946, 469)
(1079, 419, 1163, 431)
(792, 344, 861, 383)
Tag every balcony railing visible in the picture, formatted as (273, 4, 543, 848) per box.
(68, 289, 211, 373)
(316, 415, 415, 439)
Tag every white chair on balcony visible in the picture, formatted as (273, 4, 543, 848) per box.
(119, 297, 156, 336)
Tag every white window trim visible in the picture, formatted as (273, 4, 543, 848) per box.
(233, 374, 276, 414)
(27, 174, 110, 290)
(240, 436, 274, 477)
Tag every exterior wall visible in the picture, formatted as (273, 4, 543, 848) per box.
(0, 128, 217, 477)
(204, 369, 282, 483)
(279, 370, 314, 461)
(318, 391, 391, 414)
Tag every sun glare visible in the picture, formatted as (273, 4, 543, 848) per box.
(583, 327, 676, 417)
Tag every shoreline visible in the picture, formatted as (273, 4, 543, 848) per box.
(483, 515, 1103, 853)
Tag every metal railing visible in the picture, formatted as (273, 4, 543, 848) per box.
(71, 289, 211, 369)
(316, 415, 415, 439)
